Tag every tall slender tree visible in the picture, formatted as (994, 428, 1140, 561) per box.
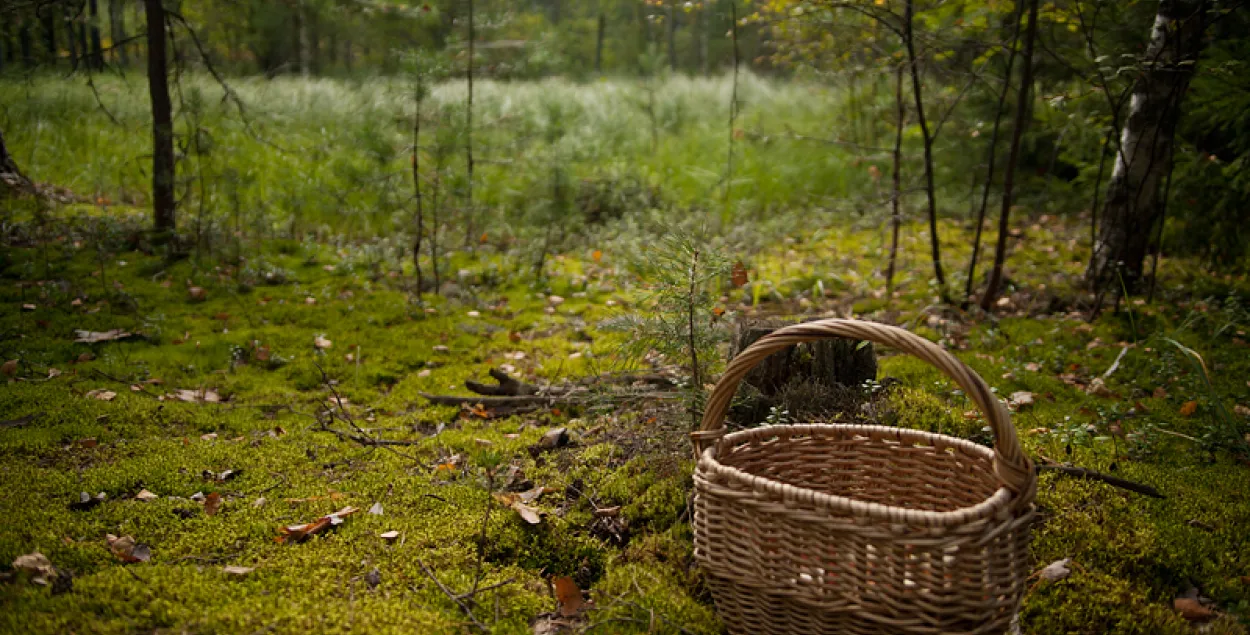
(903, 0, 948, 299)
(144, 0, 176, 235)
(981, 0, 1040, 311)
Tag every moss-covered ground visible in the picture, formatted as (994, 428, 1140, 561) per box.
(2, 207, 1249, 634)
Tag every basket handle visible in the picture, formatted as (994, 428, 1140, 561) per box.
(693, 318, 1035, 496)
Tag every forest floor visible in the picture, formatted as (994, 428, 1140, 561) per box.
(2, 204, 1250, 635)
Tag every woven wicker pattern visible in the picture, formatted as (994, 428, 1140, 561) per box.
(692, 319, 1036, 635)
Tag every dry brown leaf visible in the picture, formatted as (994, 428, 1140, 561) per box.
(1180, 401, 1198, 417)
(134, 489, 159, 502)
(106, 534, 151, 563)
(591, 250, 602, 263)
(277, 506, 359, 543)
(222, 565, 254, 576)
(512, 500, 543, 525)
(1009, 391, 1035, 410)
(85, 389, 116, 401)
(731, 261, 749, 288)
(12, 552, 56, 584)
(314, 336, 332, 350)
(1174, 597, 1214, 621)
(188, 287, 207, 302)
(1234, 404, 1250, 418)
(1, 360, 16, 377)
(594, 506, 622, 518)
(552, 576, 584, 617)
(1024, 362, 1041, 372)
(204, 493, 222, 517)
(1153, 387, 1168, 399)
(379, 530, 400, 542)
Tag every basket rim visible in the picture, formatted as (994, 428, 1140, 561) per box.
(697, 423, 1019, 527)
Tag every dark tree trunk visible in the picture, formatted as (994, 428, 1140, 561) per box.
(885, 63, 905, 297)
(903, 0, 948, 300)
(63, 6, 79, 68)
(20, 20, 36, 67)
(464, 0, 475, 249)
(666, 2, 676, 72)
(40, 8, 57, 63)
(965, 0, 1024, 307)
(733, 321, 877, 397)
(981, 0, 1040, 311)
(594, 12, 605, 74)
(144, 0, 176, 234)
(1, 129, 35, 196)
(1088, 0, 1209, 294)
(109, 0, 127, 65)
(88, 0, 103, 70)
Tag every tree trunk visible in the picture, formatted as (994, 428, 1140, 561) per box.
(40, 8, 57, 64)
(1, 129, 35, 196)
(88, 0, 103, 70)
(903, 0, 948, 299)
(464, 0, 475, 249)
(19, 20, 35, 67)
(63, 5, 79, 69)
(1088, 0, 1208, 294)
(594, 12, 605, 74)
(297, 0, 310, 77)
(981, 0, 1040, 311)
(666, 2, 676, 72)
(109, 0, 127, 66)
(144, 0, 176, 235)
(966, 0, 1024, 306)
(885, 63, 904, 298)
(412, 83, 424, 300)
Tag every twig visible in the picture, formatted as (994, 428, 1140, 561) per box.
(1102, 345, 1130, 379)
(1037, 463, 1163, 498)
(415, 557, 488, 633)
(454, 577, 514, 601)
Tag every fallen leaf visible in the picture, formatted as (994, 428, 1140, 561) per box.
(1009, 391, 1035, 410)
(1036, 558, 1072, 582)
(134, 489, 159, 502)
(1234, 404, 1250, 418)
(188, 287, 207, 302)
(512, 500, 543, 524)
(85, 389, 117, 401)
(174, 388, 222, 403)
(433, 345, 449, 353)
(379, 530, 400, 542)
(314, 336, 333, 350)
(200, 433, 218, 441)
(204, 493, 222, 517)
(1174, 597, 1214, 621)
(222, 565, 254, 576)
(12, 552, 56, 585)
(1024, 362, 1041, 372)
(552, 576, 585, 617)
(1153, 387, 1168, 399)
(47, 368, 61, 378)
(277, 506, 359, 543)
(1, 360, 16, 377)
(1086, 378, 1114, 398)
(73, 329, 133, 343)
(591, 250, 602, 262)
(1180, 400, 1198, 417)
(106, 534, 151, 563)
(368, 502, 384, 516)
(594, 506, 622, 518)
(69, 492, 106, 511)
(731, 261, 749, 288)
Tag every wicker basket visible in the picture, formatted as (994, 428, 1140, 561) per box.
(691, 319, 1036, 635)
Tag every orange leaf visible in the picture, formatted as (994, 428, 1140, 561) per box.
(1180, 401, 1198, 417)
(552, 576, 584, 616)
(731, 261, 748, 288)
(591, 250, 602, 263)
(1174, 597, 1214, 621)
(204, 493, 221, 517)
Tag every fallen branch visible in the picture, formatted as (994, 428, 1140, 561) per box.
(421, 367, 678, 410)
(415, 558, 488, 633)
(1037, 462, 1163, 498)
(465, 368, 538, 396)
(1102, 345, 1130, 379)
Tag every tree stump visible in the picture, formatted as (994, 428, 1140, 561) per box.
(733, 319, 877, 396)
